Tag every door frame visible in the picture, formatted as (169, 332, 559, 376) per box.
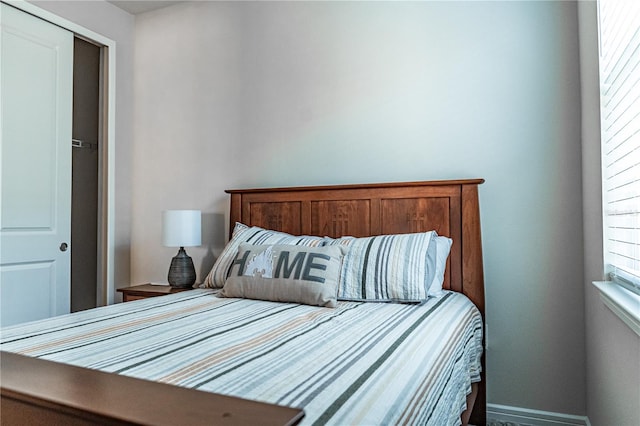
(6, 0, 117, 305)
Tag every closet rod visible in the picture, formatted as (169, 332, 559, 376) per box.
(72, 138, 97, 150)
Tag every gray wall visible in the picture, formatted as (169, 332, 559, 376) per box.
(578, 3, 640, 425)
(131, 1, 586, 414)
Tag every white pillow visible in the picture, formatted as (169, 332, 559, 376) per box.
(428, 236, 452, 297)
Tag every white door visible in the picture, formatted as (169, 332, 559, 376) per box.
(1, 3, 73, 326)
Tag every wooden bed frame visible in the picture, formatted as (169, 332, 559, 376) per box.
(227, 178, 486, 425)
(1, 179, 485, 425)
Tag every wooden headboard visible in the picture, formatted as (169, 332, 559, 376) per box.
(227, 178, 486, 425)
(227, 179, 485, 315)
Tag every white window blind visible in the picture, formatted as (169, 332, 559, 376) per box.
(598, 0, 640, 294)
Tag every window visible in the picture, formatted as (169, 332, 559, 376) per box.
(598, 0, 640, 295)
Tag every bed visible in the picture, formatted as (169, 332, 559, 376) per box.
(0, 179, 486, 426)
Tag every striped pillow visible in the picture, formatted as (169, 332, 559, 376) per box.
(329, 231, 438, 302)
(203, 223, 326, 288)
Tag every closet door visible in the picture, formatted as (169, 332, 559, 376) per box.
(1, 3, 73, 326)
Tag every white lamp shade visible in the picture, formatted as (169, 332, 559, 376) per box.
(162, 210, 201, 247)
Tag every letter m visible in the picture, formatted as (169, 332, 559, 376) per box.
(275, 251, 306, 279)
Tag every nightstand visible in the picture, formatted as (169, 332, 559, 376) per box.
(117, 283, 193, 302)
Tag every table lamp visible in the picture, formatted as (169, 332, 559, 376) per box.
(162, 210, 201, 288)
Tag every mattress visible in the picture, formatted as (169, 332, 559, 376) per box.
(0, 289, 483, 425)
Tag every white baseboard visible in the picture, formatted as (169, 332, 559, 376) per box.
(487, 404, 591, 426)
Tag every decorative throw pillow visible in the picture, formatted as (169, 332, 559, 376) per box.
(329, 231, 438, 302)
(428, 236, 453, 297)
(220, 243, 345, 307)
(203, 223, 326, 288)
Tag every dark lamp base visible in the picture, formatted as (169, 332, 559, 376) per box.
(168, 247, 196, 288)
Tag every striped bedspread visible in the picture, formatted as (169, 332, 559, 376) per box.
(0, 289, 483, 425)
